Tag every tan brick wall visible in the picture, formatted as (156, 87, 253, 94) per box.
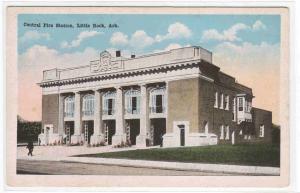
(167, 78, 199, 133)
(42, 94, 59, 133)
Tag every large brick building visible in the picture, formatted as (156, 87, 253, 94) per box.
(38, 46, 272, 147)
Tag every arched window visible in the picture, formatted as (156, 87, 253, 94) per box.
(64, 96, 74, 118)
(125, 89, 141, 114)
(103, 91, 116, 115)
(150, 87, 166, 113)
(82, 94, 94, 116)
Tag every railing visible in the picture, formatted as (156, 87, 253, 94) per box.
(82, 110, 94, 116)
(150, 106, 165, 114)
(125, 108, 140, 115)
(103, 109, 115, 115)
(64, 112, 74, 118)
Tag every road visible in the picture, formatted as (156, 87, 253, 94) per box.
(17, 159, 232, 175)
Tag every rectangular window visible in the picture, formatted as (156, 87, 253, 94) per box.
(259, 125, 265, 137)
(220, 93, 224, 109)
(132, 97, 137, 113)
(238, 97, 243, 111)
(214, 92, 218, 108)
(108, 99, 113, 115)
(225, 95, 229, 110)
(156, 95, 163, 113)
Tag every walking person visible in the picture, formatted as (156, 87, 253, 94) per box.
(26, 141, 34, 156)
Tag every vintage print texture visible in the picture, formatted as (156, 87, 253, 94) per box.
(16, 13, 281, 176)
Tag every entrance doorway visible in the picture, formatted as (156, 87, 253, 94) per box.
(83, 121, 94, 145)
(125, 119, 140, 145)
(150, 118, 166, 146)
(178, 124, 185, 146)
(64, 121, 74, 144)
(104, 120, 116, 145)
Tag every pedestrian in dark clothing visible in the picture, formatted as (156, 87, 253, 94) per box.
(26, 142, 34, 156)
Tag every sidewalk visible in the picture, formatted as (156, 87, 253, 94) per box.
(61, 157, 279, 176)
(18, 145, 280, 175)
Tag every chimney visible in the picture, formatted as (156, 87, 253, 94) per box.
(131, 54, 135, 58)
(116, 50, 121, 57)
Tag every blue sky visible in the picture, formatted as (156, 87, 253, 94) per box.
(18, 14, 280, 55)
(17, 14, 281, 123)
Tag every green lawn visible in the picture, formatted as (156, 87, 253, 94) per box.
(76, 144, 280, 167)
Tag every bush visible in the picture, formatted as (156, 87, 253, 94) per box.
(113, 140, 132, 148)
(17, 115, 41, 143)
(272, 124, 280, 145)
(100, 141, 105, 146)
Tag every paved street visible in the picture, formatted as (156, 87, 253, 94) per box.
(17, 159, 231, 175)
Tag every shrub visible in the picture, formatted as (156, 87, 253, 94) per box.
(17, 115, 41, 143)
(100, 141, 105, 146)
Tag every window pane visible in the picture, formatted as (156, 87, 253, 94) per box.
(156, 95, 163, 113)
(132, 97, 137, 111)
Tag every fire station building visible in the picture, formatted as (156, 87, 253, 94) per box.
(38, 46, 272, 147)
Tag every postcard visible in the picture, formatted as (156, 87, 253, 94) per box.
(6, 5, 290, 188)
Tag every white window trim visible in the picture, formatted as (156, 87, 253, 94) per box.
(125, 89, 141, 114)
(225, 125, 230, 140)
(103, 91, 116, 115)
(232, 97, 236, 122)
(220, 93, 224, 109)
(150, 87, 166, 114)
(225, 95, 229, 110)
(64, 96, 75, 118)
(259, 125, 265, 137)
(214, 92, 218, 108)
(82, 94, 95, 116)
(220, 125, 224, 140)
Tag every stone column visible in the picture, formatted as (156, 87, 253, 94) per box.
(71, 91, 82, 144)
(136, 84, 149, 147)
(112, 86, 126, 145)
(162, 81, 169, 147)
(90, 89, 104, 145)
(58, 94, 64, 144)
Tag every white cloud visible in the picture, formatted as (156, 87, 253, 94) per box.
(130, 30, 155, 48)
(155, 22, 192, 42)
(20, 30, 50, 42)
(109, 22, 192, 49)
(202, 23, 249, 42)
(18, 45, 100, 120)
(252, 20, 267, 31)
(109, 30, 154, 49)
(110, 32, 129, 46)
(164, 43, 183, 51)
(19, 45, 99, 69)
(61, 31, 102, 48)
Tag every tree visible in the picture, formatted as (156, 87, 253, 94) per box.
(17, 115, 41, 143)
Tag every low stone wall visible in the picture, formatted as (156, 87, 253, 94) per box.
(163, 132, 218, 147)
